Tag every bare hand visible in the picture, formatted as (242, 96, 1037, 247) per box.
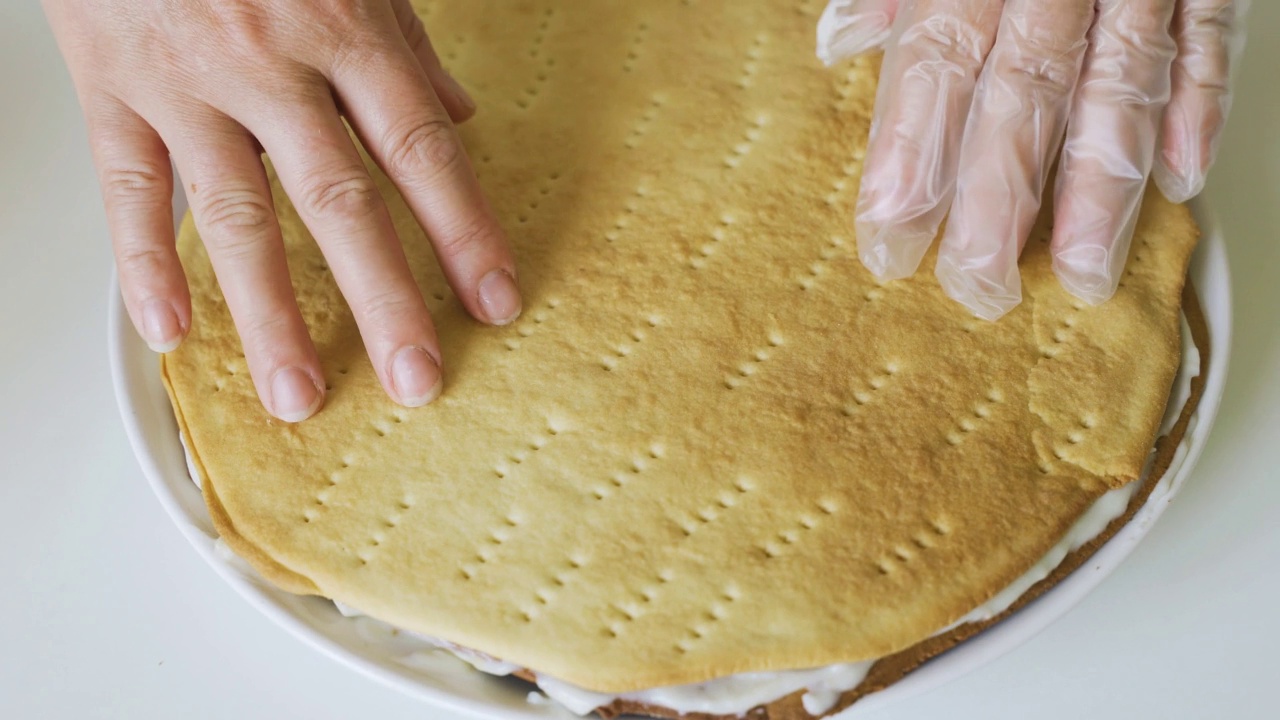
(47, 0, 522, 420)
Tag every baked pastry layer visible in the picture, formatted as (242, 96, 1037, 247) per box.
(163, 0, 1199, 693)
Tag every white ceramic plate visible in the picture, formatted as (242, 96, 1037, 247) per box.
(109, 188, 1231, 719)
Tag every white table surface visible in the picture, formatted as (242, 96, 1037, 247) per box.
(3, 3, 1277, 719)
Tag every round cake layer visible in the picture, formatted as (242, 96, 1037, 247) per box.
(163, 0, 1198, 692)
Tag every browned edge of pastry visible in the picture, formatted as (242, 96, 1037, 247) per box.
(160, 354, 321, 596)
(577, 281, 1210, 720)
(162, 280, 1208, 720)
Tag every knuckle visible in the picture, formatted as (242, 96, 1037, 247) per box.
(206, 0, 276, 57)
(101, 165, 170, 208)
(353, 285, 423, 325)
(115, 243, 171, 277)
(1171, 9, 1234, 85)
(198, 188, 275, 256)
(434, 218, 496, 260)
(1183, 0, 1235, 29)
(238, 310, 296, 351)
(297, 172, 382, 221)
(1001, 53, 1081, 98)
(202, 188, 274, 232)
(312, 0, 377, 30)
(904, 15, 993, 75)
(1098, 2, 1177, 57)
(405, 18, 430, 53)
(383, 118, 462, 179)
(1009, 17, 1088, 59)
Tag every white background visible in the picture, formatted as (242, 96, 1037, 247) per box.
(2, 3, 1276, 719)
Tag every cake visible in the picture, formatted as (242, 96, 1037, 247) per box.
(162, 2, 1204, 717)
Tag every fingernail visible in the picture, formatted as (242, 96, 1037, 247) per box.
(444, 73, 476, 114)
(935, 256, 1022, 322)
(142, 299, 183, 353)
(1053, 246, 1117, 305)
(270, 366, 323, 423)
(390, 346, 442, 408)
(478, 269, 522, 325)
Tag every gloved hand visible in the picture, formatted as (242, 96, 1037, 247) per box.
(45, 0, 521, 422)
(818, 0, 1247, 320)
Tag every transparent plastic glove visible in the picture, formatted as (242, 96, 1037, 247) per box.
(818, 0, 1247, 320)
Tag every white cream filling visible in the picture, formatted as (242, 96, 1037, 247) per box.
(191, 316, 1198, 718)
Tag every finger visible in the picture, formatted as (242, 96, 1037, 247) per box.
(855, 0, 1004, 280)
(87, 98, 188, 352)
(390, 0, 476, 123)
(165, 112, 326, 423)
(330, 34, 521, 327)
(1153, 0, 1244, 202)
(1051, 0, 1178, 305)
(936, 0, 1094, 321)
(817, 0, 901, 65)
(239, 81, 444, 409)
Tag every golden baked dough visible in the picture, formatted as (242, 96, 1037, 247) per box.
(163, 0, 1197, 693)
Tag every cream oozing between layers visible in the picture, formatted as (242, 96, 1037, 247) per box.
(189, 315, 1198, 718)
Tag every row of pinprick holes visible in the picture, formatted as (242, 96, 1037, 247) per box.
(724, 333, 783, 389)
(622, 21, 649, 72)
(1041, 414, 1099, 474)
(824, 162, 859, 206)
(505, 298, 562, 351)
(516, 10, 556, 109)
(606, 573, 672, 639)
(303, 454, 358, 522)
(690, 213, 736, 269)
(601, 315, 662, 371)
(528, 8, 553, 59)
(1042, 304, 1086, 358)
(1118, 249, 1147, 289)
(354, 497, 415, 566)
(441, 31, 464, 62)
(519, 554, 586, 622)
(605, 186, 650, 242)
(457, 514, 522, 580)
(516, 59, 556, 109)
(760, 500, 836, 558)
(877, 518, 951, 574)
(677, 477, 752, 537)
(625, 96, 666, 149)
(591, 445, 664, 500)
(213, 358, 245, 392)
(371, 411, 407, 439)
(517, 171, 562, 224)
(723, 114, 768, 169)
(674, 587, 739, 653)
(945, 389, 1003, 446)
(834, 65, 859, 104)
(494, 421, 563, 478)
(322, 365, 351, 393)
(735, 34, 768, 90)
(799, 236, 846, 291)
(841, 361, 900, 416)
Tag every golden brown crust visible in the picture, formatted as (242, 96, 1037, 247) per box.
(588, 283, 1210, 720)
(163, 0, 1200, 692)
